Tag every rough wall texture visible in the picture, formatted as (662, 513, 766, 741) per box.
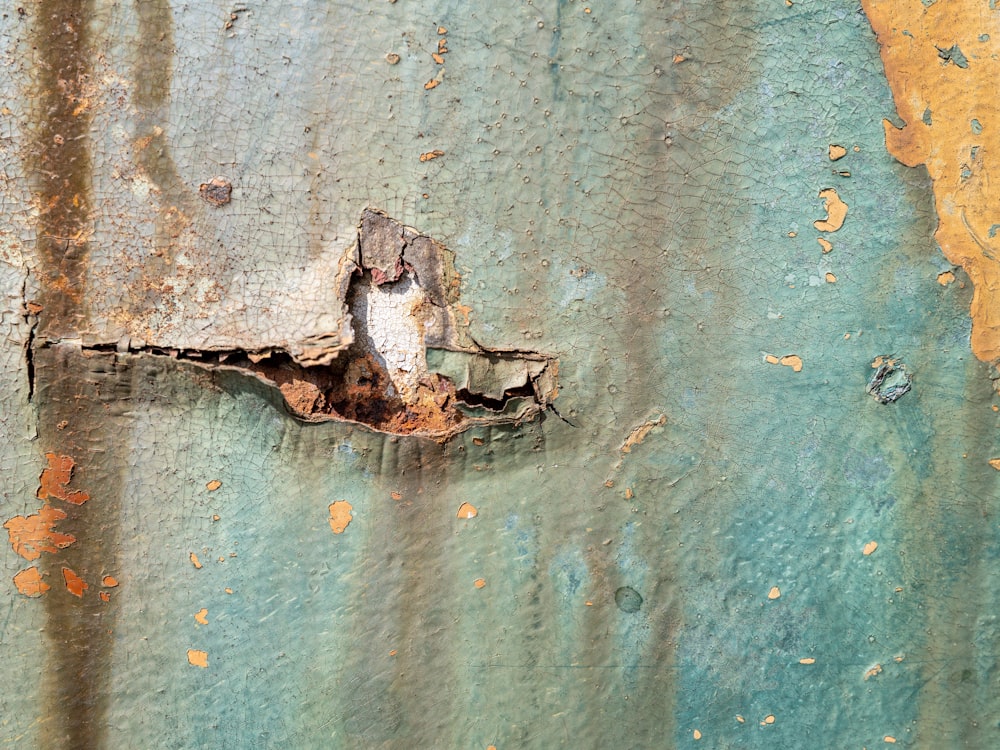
(2, 0, 1000, 748)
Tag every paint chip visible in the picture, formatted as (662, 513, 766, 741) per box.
(779, 355, 803, 372)
(768, 586, 781, 599)
(420, 150, 445, 162)
(194, 608, 209, 625)
(693, 729, 702, 740)
(825, 272, 837, 283)
(813, 188, 848, 232)
(190, 552, 202, 569)
(391, 491, 403, 501)
(37, 453, 90, 505)
(13, 567, 49, 597)
(457, 502, 478, 519)
(937, 270, 956, 286)
(829, 144, 848, 161)
(884, 737, 896, 744)
(329, 501, 354, 534)
(187, 649, 208, 668)
(865, 663, 883, 680)
(62, 567, 88, 597)
(762, 715, 775, 725)
(818, 237, 833, 254)
(620, 414, 666, 453)
(990, 458, 1000, 471)
(102, 575, 119, 587)
(799, 657, 816, 665)
(206, 480, 222, 491)
(4, 505, 76, 561)
(736, 715, 745, 723)
(863, 540, 878, 556)
(99, 591, 110, 602)
(474, 578, 486, 589)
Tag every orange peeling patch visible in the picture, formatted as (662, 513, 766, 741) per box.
(817, 237, 833, 254)
(190, 552, 202, 569)
(937, 270, 956, 286)
(194, 608, 209, 625)
(813, 188, 848, 233)
(420, 150, 445, 162)
(457, 502, 478, 519)
(799, 657, 816, 665)
(391, 491, 403, 501)
(389, 649, 398, 656)
(829, 144, 848, 161)
(13, 567, 49, 597)
(861, 0, 1000, 361)
(990, 458, 1000, 471)
(624, 487, 634, 500)
(432, 52, 445, 64)
(693, 729, 702, 740)
(187, 649, 208, 668)
(788, 231, 797, 237)
(99, 591, 110, 602)
(765, 354, 780, 365)
(865, 663, 883, 680)
(206, 480, 222, 491)
(884, 737, 897, 744)
(620, 414, 666, 453)
(825, 272, 837, 283)
(736, 715, 745, 724)
(424, 78, 441, 90)
(863, 540, 878, 556)
(224, 587, 233, 594)
(212, 514, 220, 522)
(437, 26, 447, 34)
(102, 575, 118, 587)
(474, 578, 486, 589)
(4, 505, 76, 561)
(767, 586, 781, 600)
(329, 501, 353, 534)
(762, 715, 776, 726)
(62, 567, 87, 597)
(37, 453, 90, 505)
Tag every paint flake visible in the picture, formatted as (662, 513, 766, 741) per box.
(13, 567, 49, 597)
(329, 501, 353, 534)
(4, 505, 76, 561)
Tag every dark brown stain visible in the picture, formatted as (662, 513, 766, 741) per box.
(34, 344, 129, 750)
(29, 0, 96, 338)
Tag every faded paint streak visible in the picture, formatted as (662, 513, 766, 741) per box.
(863, 0, 1000, 361)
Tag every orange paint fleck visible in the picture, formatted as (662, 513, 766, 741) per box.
(799, 657, 816, 664)
(190, 552, 202, 569)
(329, 501, 353, 534)
(420, 150, 445, 162)
(863, 541, 878, 556)
(620, 415, 666, 453)
(187, 649, 208, 668)
(99, 591, 110, 602)
(194, 608, 209, 625)
(224, 587, 233, 594)
(768, 586, 781, 600)
(62, 567, 87, 597)
(817, 237, 833, 254)
(693, 729, 702, 740)
(212, 514, 221, 522)
(736, 715, 745, 723)
(765, 354, 780, 365)
(813, 188, 848, 233)
(432, 52, 445, 64)
(474, 578, 486, 589)
(937, 270, 956, 286)
(884, 737, 896, 744)
(437, 26, 447, 34)
(389, 649, 398, 656)
(457, 502, 478, 519)
(13, 566, 49, 597)
(624, 487, 634, 500)
(825, 272, 837, 283)
(4, 505, 76, 561)
(829, 144, 848, 161)
(788, 231, 797, 237)
(206, 480, 222, 491)
(424, 78, 441, 90)
(779, 355, 803, 372)
(102, 575, 118, 587)
(391, 491, 403, 501)
(585, 600, 593, 606)
(865, 663, 883, 680)
(37, 453, 90, 505)
(762, 715, 775, 725)
(989, 458, 1000, 471)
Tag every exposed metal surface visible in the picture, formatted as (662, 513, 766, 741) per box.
(2, 1, 1000, 748)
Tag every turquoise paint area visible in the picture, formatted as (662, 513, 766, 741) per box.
(3, 0, 1000, 747)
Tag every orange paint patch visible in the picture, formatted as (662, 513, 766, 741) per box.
(190, 552, 202, 569)
(4, 505, 76, 561)
(799, 657, 816, 665)
(817, 237, 833, 254)
(457, 502, 478, 519)
(768, 586, 781, 600)
(37, 453, 90, 505)
(825, 272, 837, 283)
(990, 458, 1000, 471)
(13, 567, 49, 597)
(884, 737, 896, 744)
(736, 715, 745, 723)
(206, 480, 222, 491)
(474, 578, 486, 589)
(329, 501, 353, 534)
(813, 188, 848, 232)
(693, 729, 702, 740)
(224, 587, 233, 594)
(762, 715, 776, 725)
(765, 354, 780, 365)
(424, 78, 441, 90)
(194, 608, 209, 625)
(389, 649, 398, 656)
(102, 575, 118, 587)
(420, 150, 445, 162)
(937, 270, 956, 286)
(863, 541, 878, 556)
(620, 414, 666, 453)
(187, 649, 208, 668)
(432, 52, 445, 64)
(829, 144, 848, 161)
(865, 663, 883, 680)
(99, 591, 110, 602)
(62, 567, 87, 597)
(779, 355, 803, 372)
(391, 491, 403, 501)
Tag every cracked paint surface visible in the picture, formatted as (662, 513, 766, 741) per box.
(1, 1, 999, 748)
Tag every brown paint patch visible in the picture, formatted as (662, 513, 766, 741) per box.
(62, 567, 88, 597)
(206, 479, 222, 491)
(863, 540, 879, 556)
(14, 567, 50, 597)
(620, 414, 667, 453)
(194, 608, 209, 625)
(861, 0, 1000, 361)
(937, 270, 956, 286)
(101, 575, 118, 587)
(457, 502, 478, 519)
(37, 453, 90, 505)
(4, 505, 76, 561)
(187, 649, 208, 668)
(329, 501, 353, 534)
(829, 144, 848, 161)
(813, 188, 848, 232)
(767, 586, 781, 600)
(190, 552, 202, 569)
(474, 578, 486, 589)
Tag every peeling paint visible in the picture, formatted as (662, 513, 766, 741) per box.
(4, 505, 76, 561)
(813, 188, 848, 233)
(13, 567, 50, 598)
(328, 501, 353, 534)
(187, 650, 208, 668)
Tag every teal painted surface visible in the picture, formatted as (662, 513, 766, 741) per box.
(2, 0, 999, 747)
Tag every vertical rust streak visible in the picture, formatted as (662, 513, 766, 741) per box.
(30, 0, 95, 337)
(35, 347, 127, 750)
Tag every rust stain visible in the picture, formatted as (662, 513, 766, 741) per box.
(37, 453, 90, 505)
(62, 567, 88, 598)
(194, 608, 209, 625)
(13, 567, 50, 598)
(457, 502, 478, 519)
(328, 501, 353, 534)
(4, 505, 76, 561)
(862, 0, 1000, 361)
(187, 649, 208, 668)
(813, 188, 848, 233)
